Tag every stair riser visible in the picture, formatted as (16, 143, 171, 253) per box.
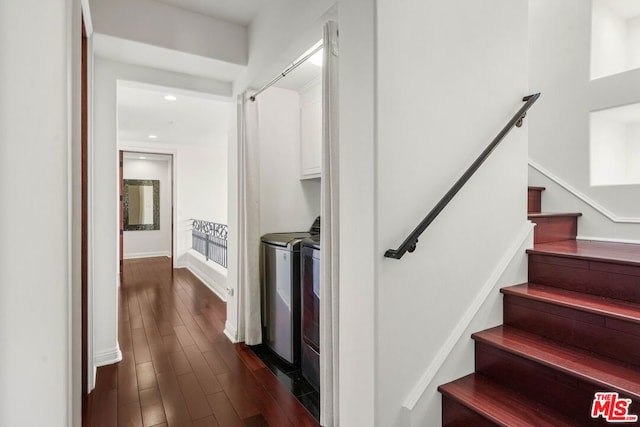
(529, 254, 640, 303)
(528, 189, 543, 214)
(442, 397, 498, 427)
(503, 295, 640, 367)
(531, 217, 578, 244)
(476, 342, 638, 426)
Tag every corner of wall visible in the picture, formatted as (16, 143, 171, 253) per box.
(403, 222, 534, 426)
(528, 161, 640, 243)
(224, 321, 238, 343)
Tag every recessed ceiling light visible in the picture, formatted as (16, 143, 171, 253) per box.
(164, 95, 177, 101)
(148, 134, 158, 139)
(309, 49, 323, 67)
(139, 156, 147, 160)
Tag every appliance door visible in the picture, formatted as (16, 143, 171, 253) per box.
(301, 246, 320, 352)
(262, 243, 299, 364)
(301, 245, 321, 390)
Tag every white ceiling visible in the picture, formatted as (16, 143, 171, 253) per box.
(274, 58, 322, 91)
(94, 34, 243, 84)
(118, 84, 230, 145)
(604, 0, 640, 19)
(151, 0, 265, 26)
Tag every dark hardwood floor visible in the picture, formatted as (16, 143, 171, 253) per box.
(86, 257, 319, 427)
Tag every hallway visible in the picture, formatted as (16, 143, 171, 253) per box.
(86, 257, 319, 427)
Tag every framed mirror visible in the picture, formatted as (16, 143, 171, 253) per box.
(124, 179, 160, 231)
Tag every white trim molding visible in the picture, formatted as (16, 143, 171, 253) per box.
(224, 321, 238, 343)
(402, 221, 535, 411)
(184, 249, 227, 302)
(81, 0, 93, 35)
(529, 160, 640, 224)
(578, 236, 640, 245)
(94, 344, 123, 367)
(124, 251, 171, 259)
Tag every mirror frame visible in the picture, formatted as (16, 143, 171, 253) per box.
(123, 179, 160, 231)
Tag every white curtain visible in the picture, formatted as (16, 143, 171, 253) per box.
(320, 20, 340, 427)
(237, 92, 262, 345)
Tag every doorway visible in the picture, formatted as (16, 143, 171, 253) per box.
(119, 152, 174, 273)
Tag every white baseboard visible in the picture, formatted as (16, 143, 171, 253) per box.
(529, 159, 640, 224)
(577, 236, 640, 245)
(402, 222, 534, 411)
(91, 366, 97, 392)
(124, 251, 171, 259)
(184, 250, 227, 302)
(224, 321, 238, 343)
(94, 344, 123, 367)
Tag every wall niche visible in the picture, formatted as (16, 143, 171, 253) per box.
(591, 103, 640, 186)
(591, 0, 640, 80)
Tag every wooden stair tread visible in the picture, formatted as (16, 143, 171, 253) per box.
(473, 325, 640, 400)
(438, 374, 579, 427)
(502, 283, 640, 324)
(528, 212, 582, 218)
(528, 239, 640, 266)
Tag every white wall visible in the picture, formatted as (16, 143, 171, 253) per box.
(590, 115, 628, 185)
(123, 157, 172, 258)
(591, 0, 628, 79)
(591, 0, 640, 79)
(408, 229, 532, 426)
(628, 16, 640, 71)
(374, 1, 529, 425)
(258, 87, 321, 234)
(628, 124, 640, 183)
(176, 137, 230, 300)
(337, 0, 377, 423)
(0, 0, 82, 426)
(529, 164, 640, 243)
(93, 56, 231, 370)
(176, 143, 228, 253)
(89, 0, 247, 65)
(529, 0, 640, 225)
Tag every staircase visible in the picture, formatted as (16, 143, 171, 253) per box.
(438, 186, 640, 426)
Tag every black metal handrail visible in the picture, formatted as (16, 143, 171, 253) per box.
(384, 93, 541, 260)
(191, 220, 228, 267)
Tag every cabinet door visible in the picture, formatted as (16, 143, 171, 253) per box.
(300, 95, 322, 179)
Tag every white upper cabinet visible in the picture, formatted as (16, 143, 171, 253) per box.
(299, 80, 322, 179)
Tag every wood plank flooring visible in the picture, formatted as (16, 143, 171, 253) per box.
(86, 257, 319, 427)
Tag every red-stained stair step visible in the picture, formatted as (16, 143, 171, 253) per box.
(528, 239, 640, 266)
(528, 240, 640, 303)
(473, 325, 640, 425)
(502, 283, 640, 325)
(528, 212, 582, 244)
(527, 186, 545, 214)
(438, 373, 579, 426)
(501, 283, 640, 366)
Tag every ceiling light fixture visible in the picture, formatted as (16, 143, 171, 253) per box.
(164, 95, 177, 101)
(148, 134, 158, 139)
(139, 156, 147, 160)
